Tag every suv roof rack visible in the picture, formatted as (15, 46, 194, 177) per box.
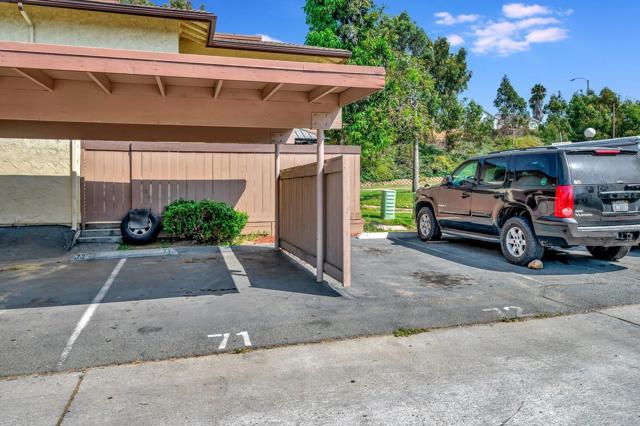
(486, 136, 640, 156)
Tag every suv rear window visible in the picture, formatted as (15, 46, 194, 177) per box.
(512, 153, 557, 187)
(567, 151, 640, 185)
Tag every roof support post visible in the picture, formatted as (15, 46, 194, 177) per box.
(274, 141, 281, 250)
(316, 128, 325, 283)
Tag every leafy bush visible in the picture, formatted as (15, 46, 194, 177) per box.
(162, 200, 248, 244)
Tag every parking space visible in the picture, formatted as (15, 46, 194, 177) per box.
(2, 237, 640, 377)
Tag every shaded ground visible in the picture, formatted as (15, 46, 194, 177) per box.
(2, 236, 640, 377)
(0, 226, 75, 263)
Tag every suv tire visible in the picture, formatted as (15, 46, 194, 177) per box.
(586, 246, 630, 261)
(121, 212, 161, 245)
(500, 216, 544, 266)
(417, 206, 442, 241)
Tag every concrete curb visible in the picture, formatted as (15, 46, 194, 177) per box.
(357, 232, 417, 240)
(74, 248, 178, 261)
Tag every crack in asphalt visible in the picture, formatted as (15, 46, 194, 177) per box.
(56, 371, 85, 426)
(498, 400, 524, 426)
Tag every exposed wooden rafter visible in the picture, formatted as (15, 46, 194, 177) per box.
(155, 76, 166, 97)
(213, 79, 224, 99)
(180, 26, 207, 43)
(12, 67, 54, 91)
(309, 86, 338, 103)
(262, 83, 283, 102)
(86, 71, 112, 94)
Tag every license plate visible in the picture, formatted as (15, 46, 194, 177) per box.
(612, 200, 629, 212)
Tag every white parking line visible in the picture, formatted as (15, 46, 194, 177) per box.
(220, 246, 251, 290)
(57, 258, 126, 370)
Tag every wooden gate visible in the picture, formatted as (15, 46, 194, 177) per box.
(279, 156, 351, 286)
(82, 143, 131, 224)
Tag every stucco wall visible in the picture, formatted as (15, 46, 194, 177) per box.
(0, 139, 76, 226)
(0, 3, 179, 52)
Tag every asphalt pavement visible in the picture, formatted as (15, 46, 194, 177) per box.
(2, 236, 640, 377)
(3, 305, 639, 425)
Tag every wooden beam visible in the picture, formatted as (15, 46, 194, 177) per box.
(180, 26, 207, 43)
(213, 79, 223, 99)
(0, 41, 386, 90)
(339, 87, 377, 106)
(86, 71, 112, 94)
(182, 22, 209, 37)
(0, 79, 343, 129)
(12, 68, 54, 91)
(309, 85, 338, 103)
(155, 75, 166, 97)
(262, 83, 283, 102)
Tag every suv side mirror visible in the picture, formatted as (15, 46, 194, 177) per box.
(443, 175, 453, 185)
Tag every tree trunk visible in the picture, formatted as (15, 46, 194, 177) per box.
(412, 138, 420, 192)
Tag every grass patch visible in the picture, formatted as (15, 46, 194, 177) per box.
(233, 232, 271, 245)
(393, 327, 430, 337)
(233, 347, 252, 354)
(361, 187, 414, 210)
(361, 207, 414, 229)
(117, 243, 130, 251)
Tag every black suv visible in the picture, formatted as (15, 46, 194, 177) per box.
(415, 138, 640, 265)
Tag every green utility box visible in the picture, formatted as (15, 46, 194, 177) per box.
(380, 189, 397, 220)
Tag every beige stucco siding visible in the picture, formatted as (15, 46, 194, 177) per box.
(0, 139, 76, 226)
(0, 3, 179, 52)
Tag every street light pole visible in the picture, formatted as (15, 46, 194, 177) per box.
(570, 77, 590, 94)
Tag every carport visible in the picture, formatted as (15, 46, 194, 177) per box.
(0, 41, 385, 285)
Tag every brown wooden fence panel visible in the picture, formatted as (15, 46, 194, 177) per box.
(324, 156, 351, 286)
(82, 148, 131, 223)
(279, 156, 351, 286)
(82, 141, 361, 236)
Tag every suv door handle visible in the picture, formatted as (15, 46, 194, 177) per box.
(461, 192, 471, 199)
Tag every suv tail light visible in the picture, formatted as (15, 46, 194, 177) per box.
(555, 185, 574, 218)
(594, 149, 620, 155)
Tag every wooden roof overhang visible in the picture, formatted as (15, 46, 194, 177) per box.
(0, 41, 385, 134)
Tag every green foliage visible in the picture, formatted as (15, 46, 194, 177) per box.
(529, 84, 547, 122)
(119, 0, 206, 10)
(494, 75, 529, 136)
(162, 200, 248, 244)
(304, 0, 471, 182)
(120, 0, 155, 5)
(393, 327, 430, 337)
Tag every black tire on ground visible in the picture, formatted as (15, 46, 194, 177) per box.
(417, 206, 442, 242)
(121, 212, 161, 245)
(586, 245, 631, 261)
(500, 216, 544, 266)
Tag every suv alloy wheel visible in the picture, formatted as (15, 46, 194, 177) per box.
(417, 207, 441, 241)
(500, 216, 544, 265)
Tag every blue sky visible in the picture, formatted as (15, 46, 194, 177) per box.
(204, 1, 640, 113)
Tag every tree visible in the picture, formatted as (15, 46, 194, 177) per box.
(304, 1, 471, 182)
(494, 75, 528, 136)
(386, 56, 436, 191)
(540, 92, 570, 143)
(529, 84, 547, 122)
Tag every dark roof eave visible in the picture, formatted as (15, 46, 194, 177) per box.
(210, 39, 352, 59)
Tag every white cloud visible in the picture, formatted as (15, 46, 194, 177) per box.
(434, 11, 480, 26)
(471, 18, 568, 55)
(257, 34, 283, 43)
(526, 27, 568, 43)
(502, 3, 551, 19)
(446, 34, 465, 46)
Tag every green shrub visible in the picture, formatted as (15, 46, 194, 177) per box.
(162, 199, 248, 244)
